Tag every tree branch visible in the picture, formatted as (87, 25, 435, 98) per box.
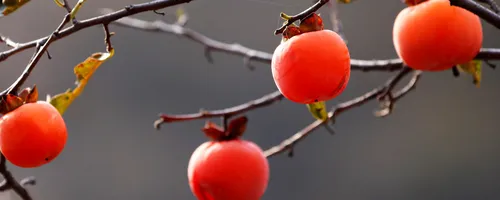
(154, 91, 284, 129)
(0, 154, 35, 200)
(451, 0, 500, 29)
(105, 14, 411, 71)
(0, 0, 193, 63)
(0, 13, 71, 97)
(477, 0, 500, 13)
(264, 67, 422, 158)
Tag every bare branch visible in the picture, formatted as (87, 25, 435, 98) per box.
(0, 154, 34, 200)
(61, 0, 73, 14)
(105, 14, 500, 72)
(104, 12, 273, 69)
(451, 0, 500, 29)
(476, 0, 500, 13)
(0, 35, 20, 48)
(264, 67, 422, 158)
(154, 91, 284, 129)
(103, 24, 114, 52)
(0, 0, 193, 64)
(1, 13, 72, 97)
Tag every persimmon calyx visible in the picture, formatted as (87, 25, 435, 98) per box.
(201, 116, 249, 141)
(299, 13, 324, 33)
(0, 85, 39, 114)
(280, 12, 325, 43)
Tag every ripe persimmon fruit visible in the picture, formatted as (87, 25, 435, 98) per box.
(0, 101, 67, 168)
(188, 117, 269, 200)
(393, 0, 483, 71)
(271, 29, 351, 104)
(188, 140, 269, 200)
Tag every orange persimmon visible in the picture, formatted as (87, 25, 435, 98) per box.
(0, 101, 67, 168)
(188, 139, 269, 200)
(393, 0, 483, 71)
(271, 29, 351, 104)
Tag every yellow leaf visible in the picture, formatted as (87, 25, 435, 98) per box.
(457, 60, 482, 88)
(47, 49, 114, 115)
(306, 101, 328, 121)
(0, 0, 30, 17)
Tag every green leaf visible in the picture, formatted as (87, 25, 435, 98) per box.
(47, 48, 114, 115)
(457, 59, 482, 88)
(0, 0, 30, 17)
(306, 101, 328, 121)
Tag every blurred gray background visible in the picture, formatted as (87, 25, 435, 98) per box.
(1, 0, 500, 199)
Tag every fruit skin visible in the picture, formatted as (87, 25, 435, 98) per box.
(393, 0, 483, 71)
(271, 29, 350, 104)
(0, 101, 67, 168)
(188, 139, 269, 200)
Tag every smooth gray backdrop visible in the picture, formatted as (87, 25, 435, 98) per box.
(1, 0, 500, 199)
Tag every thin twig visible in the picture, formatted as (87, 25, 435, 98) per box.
(477, 0, 500, 13)
(0, 35, 20, 48)
(264, 68, 422, 158)
(154, 91, 284, 129)
(0, 0, 193, 63)
(61, 0, 73, 13)
(0, 154, 34, 200)
(1, 13, 72, 96)
(103, 24, 114, 52)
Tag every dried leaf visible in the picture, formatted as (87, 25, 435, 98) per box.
(18, 87, 31, 102)
(299, 13, 324, 33)
(457, 60, 482, 88)
(202, 121, 225, 140)
(47, 49, 114, 115)
(0, 94, 24, 114)
(0, 0, 30, 17)
(26, 85, 38, 103)
(281, 25, 301, 43)
(226, 116, 248, 138)
(306, 101, 328, 121)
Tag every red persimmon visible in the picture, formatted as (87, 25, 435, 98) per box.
(0, 101, 67, 168)
(271, 29, 351, 104)
(393, 0, 483, 71)
(188, 139, 269, 200)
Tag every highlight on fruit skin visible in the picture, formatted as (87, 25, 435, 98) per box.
(187, 139, 269, 200)
(271, 29, 351, 104)
(393, 0, 483, 71)
(0, 101, 68, 168)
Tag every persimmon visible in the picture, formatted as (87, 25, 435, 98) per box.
(393, 0, 483, 71)
(188, 117, 269, 200)
(0, 101, 67, 168)
(271, 29, 350, 104)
